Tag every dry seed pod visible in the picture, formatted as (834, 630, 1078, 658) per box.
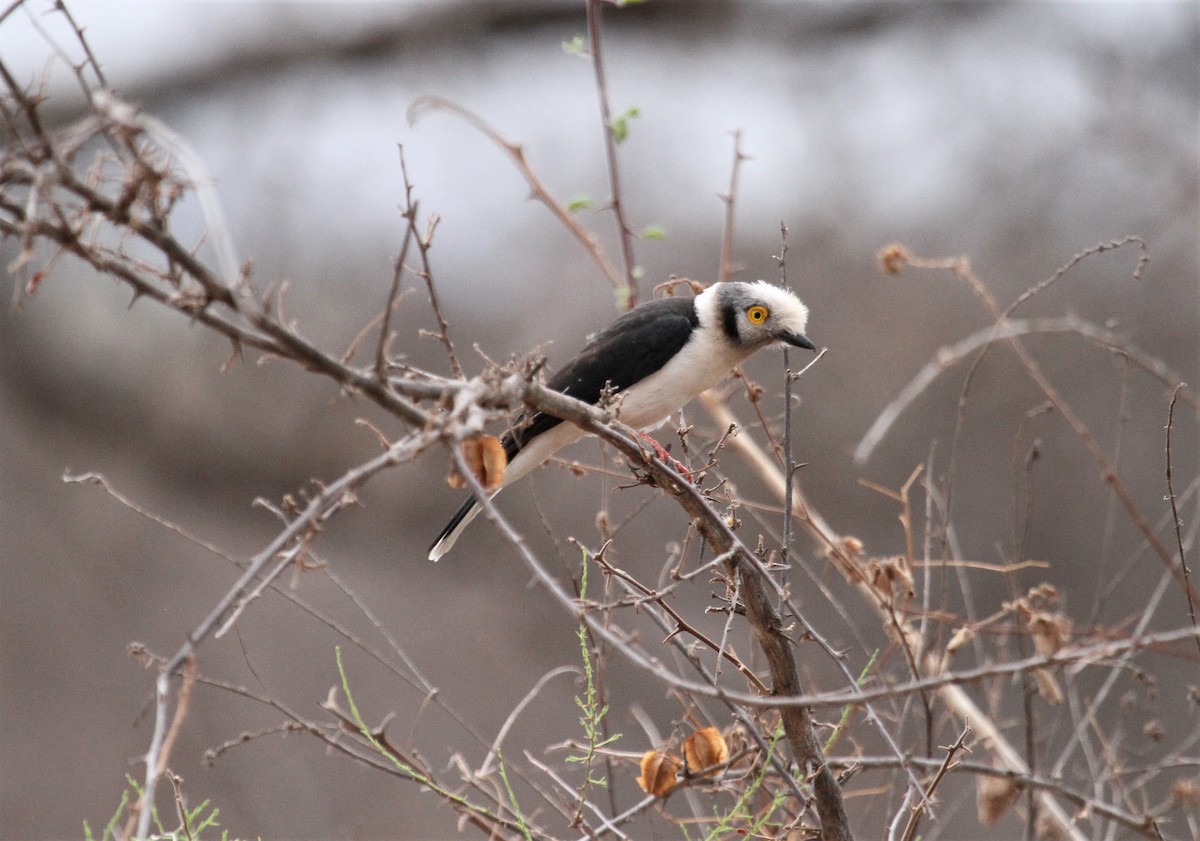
(447, 435, 507, 493)
(636, 750, 680, 797)
(683, 727, 729, 776)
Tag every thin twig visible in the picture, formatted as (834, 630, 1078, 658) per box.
(408, 96, 624, 297)
(778, 220, 795, 603)
(591, 553, 769, 694)
(856, 315, 1198, 465)
(836, 754, 1163, 838)
(716, 130, 747, 284)
(586, 0, 638, 306)
(899, 727, 972, 841)
(397, 144, 463, 378)
(1164, 382, 1199, 657)
(476, 666, 580, 778)
(374, 146, 419, 381)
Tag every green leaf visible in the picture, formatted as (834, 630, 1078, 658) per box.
(567, 195, 593, 213)
(608, 106, 641, 143)
(561, 35, 587, 56)
(641, 225, 666, 240)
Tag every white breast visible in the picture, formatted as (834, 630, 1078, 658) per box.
(615, 296, 750, 430)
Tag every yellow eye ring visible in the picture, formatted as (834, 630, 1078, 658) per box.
(746, 305, 769, 324)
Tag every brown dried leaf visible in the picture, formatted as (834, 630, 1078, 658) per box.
(1028, 610, 1071, 656)
(636, 750, 679, 797)
(866, 556, 915, 600)
(976, 774, 1020, 825)
(1029, 583, 1059, 604)
(946, 625, 975, 656)
(1033, 667, 1064, 705)
(1036, 813, 1071, 841)
(683, 727, 729, 776)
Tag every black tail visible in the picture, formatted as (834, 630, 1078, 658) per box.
(427, 496, 479, 561)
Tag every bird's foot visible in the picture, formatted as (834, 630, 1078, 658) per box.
(636, 431, 694, 482)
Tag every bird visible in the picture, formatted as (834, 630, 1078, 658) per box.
(428, 280, 815, 561)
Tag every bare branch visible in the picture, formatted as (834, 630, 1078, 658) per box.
(586, 0, 638, 306)
(1164, 383, 1199, 657)
(407, 96, 625, 299)
(716, 130, 748, 284)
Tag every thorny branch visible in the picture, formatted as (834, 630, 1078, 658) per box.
(1165, 383, 1200, 657)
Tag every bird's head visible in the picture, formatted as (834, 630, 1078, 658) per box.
(712, 280, 814, 352)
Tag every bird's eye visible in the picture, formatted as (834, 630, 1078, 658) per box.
(746, 305, 769, 324)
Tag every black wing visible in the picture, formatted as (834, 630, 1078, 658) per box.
(504, 296, 699, 459)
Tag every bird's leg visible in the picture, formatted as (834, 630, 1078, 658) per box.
(636, 431, 694, 482)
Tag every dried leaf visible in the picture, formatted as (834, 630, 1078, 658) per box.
(1028, 610, 1071, 656)
(946, 625, 975, 655)
(977, 773, 1020, 825)
(1033, 667, 1064, 705)
(636, 750, 679, 797)
(683, 727, 729, 776)
(866, 556, 915, 600)
(1036, 812, 1074, 841)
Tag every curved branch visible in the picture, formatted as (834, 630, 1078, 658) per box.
(408, 96, 625, 299)
(855, 315, 1197, 466)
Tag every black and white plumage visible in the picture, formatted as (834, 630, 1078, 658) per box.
(428, 280, 814, 561)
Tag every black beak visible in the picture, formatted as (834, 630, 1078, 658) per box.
(781, 332, 816, 351)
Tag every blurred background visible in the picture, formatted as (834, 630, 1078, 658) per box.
(2, 1, 1197, 838)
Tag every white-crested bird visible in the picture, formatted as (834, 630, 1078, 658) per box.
(428, 280, 814, 560)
